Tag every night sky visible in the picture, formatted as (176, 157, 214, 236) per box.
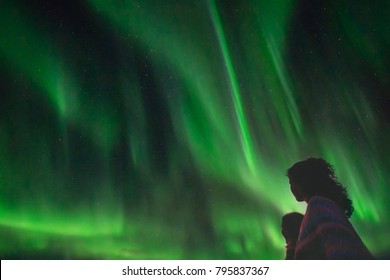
(0, 0, 389, 259)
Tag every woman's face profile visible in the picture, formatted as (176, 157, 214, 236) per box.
(289, 178, 304, 202)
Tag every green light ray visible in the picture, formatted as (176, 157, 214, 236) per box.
(0, 3, 75, 119)
(266, 36, 302, 139)
(208, 0, 257, 174)
(0, 2, 120, 154)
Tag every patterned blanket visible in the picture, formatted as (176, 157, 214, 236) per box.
(295, 196, 374, 259)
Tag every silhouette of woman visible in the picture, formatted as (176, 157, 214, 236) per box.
(281, 212, 304, 260)
(286, 158, 374, 259)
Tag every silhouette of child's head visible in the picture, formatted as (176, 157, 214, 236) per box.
(281, 212, 304, 244)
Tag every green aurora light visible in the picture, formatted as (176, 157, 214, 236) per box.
(0, 0, 389, 259)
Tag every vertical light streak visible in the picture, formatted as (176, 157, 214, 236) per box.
(208, 0, 256, 174)
(266, 36, 302, 138)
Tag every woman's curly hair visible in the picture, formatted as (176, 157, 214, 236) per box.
(286, 158, 354, 218)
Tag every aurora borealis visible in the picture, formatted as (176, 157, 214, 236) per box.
(0, 0, 389, 259)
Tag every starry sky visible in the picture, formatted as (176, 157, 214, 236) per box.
(0, 0, 389, 259)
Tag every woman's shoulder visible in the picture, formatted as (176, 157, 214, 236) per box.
(306, 195, 343, 215)
(308, 195, 336, 206)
